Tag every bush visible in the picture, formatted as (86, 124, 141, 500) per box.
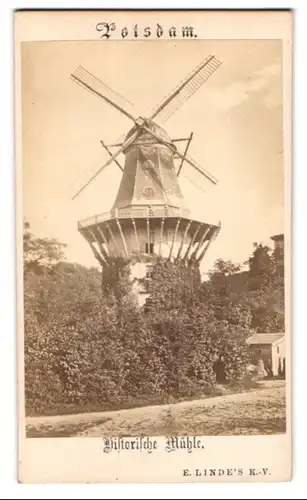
(24, 261, 251, 415)
(24, 239, 269, 416)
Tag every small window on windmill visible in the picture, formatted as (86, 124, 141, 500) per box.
(145, 265, 153, 280)
(143, 186, 154, 199)
(145, 231, 155, 255)
(145, 242, 154, 254)
(143, 159, 155, 173)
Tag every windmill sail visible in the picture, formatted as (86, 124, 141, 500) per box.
(70, 55, 220, 200)
(150, 55, 221, 124)
(140, 120, 218, 185)
(72, 128, 141, 200)
(71, 66, 136, 122)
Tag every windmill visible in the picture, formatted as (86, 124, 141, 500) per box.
(71, 55, 222, 305)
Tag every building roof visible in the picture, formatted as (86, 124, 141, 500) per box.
(247, 333, 284, 345)
(271, 234, 284, 241)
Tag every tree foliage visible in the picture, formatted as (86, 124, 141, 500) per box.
(24, 220, 66, 275)
(145, 259, 201, 312)
(144, 259, 251, 391)
(23, 223, 285, 416)
(247, 243, 284, 332)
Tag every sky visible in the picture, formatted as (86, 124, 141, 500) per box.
(22, 39, 284, 276)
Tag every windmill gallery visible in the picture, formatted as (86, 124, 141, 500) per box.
(70, 55, 222, 306)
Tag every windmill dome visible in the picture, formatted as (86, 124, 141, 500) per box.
(124, 118, 176, 151)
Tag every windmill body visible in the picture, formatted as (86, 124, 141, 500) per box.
(113, 119, 185, 211)
(72, 57, 222, 305)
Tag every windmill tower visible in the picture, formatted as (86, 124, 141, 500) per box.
(71, 56, 222, 305)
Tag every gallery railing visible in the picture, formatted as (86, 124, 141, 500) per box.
(78, 205, 192, 229)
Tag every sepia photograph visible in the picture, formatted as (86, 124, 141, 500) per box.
(15, 9, 292, 484)
(22, 37, 287, 439)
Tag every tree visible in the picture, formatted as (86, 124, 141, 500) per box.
(247, 243, 284, 332)
(206, 249, 285, 333)
(204, 259, 252, 329)
(24, 260, 119, 414)
(208, 258, 242, 281)
(24, 220, 66, 275)
(145, 259, 201, 313)
(247, 243, 276, 290)
(145, 259, 251, 390)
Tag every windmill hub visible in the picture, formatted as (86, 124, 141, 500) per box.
(124, 118, 176, 153)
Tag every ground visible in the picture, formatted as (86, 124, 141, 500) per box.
(26, 380, 286, 438)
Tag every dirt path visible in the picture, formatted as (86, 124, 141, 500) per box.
(26, 380, 286, 437)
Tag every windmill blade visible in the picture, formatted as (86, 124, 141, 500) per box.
(141, 123, 218, 185)
(71, 65, 137, 123)
(177, 132, 193, 176)
(182, 153, 218, 185)
(66, 131, 128, 197)
(181, 164, 213, 194)
(150, 55, 221, 124)
(100, 141, 124, 172)
(182, 170, 207, 194)
(72, 128, 141, 200)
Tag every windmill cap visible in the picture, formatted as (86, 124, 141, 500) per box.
(124, 118, 177, 152)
